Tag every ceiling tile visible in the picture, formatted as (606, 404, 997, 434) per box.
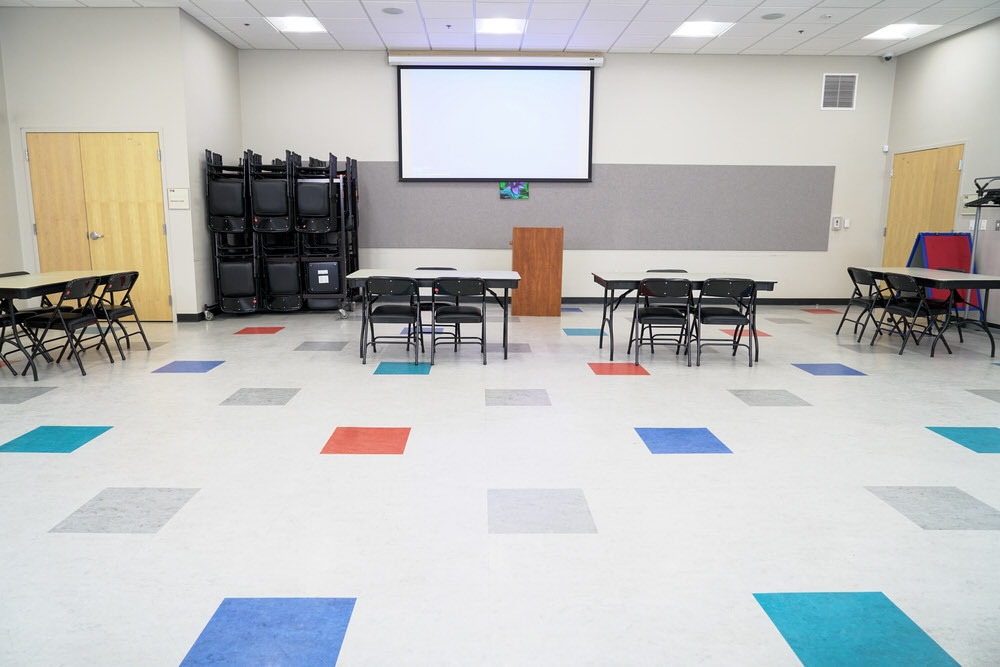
(428, 32, 476, 48)
(0, 0, 31, 5)
(795, 7, 865, 22)
(756, 0, 815, 7)
(419, 1, 473, 18)
(212, 29, 254, 46)
(701, 0, 760, 6)
(304, 1, 367, 18)
(582, 3, 641, 21)
(78, 0, 139, 6)
(816, 0, 881, 7)
(23, 0, 86, 4)
(635, 4, 699, 21)
(768, 22, 834, 38)
(930, 0, 996, 8)
(721, 22, 781, 38)
(903, 6, 980, 22)
(527, 2, 584, 20)
(688, 6, 754, 22)
(520, 33, 569, 48)
(698, 43, 753, 53)
(363, 1, 424, 30)
(828, 41, 885, 54)
(381, 32, 431, 48)
(651, 46, 699, 54)
(525, 19, 577, 35)
(565, 35, 617, 50)
(621, 21, 681, 37)
(845, 7, 927, 24)
(319, 16, 382, 40)
(572, 19, 628, 36)
(192, 0, 261, 17)
(285, 31, 343, 48)
(247, 0, 308, 15)
(949, 5, 1000, 23)
(659, 35, 713, 49)
(741, 7, 808, 23)
(475, 1, 529, 19)
(611, 34, 666, 48)
(475, 34, 524, 49)
(425, 18, 473, 32)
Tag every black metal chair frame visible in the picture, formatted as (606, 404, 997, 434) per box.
(627, 269, 688, 354)
(361, 277, 422, 365)
(415, 267, 458, 312)
(20, 276, 115, 377)
(836, 267, 890, 342)
(86, 271, 151, 360)
(693, 278, 757, 367)
(631, 278, 693, 367)
(430, 278, 487, 365)
(871, 272, 952, 355)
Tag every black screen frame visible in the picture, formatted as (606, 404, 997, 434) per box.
(396, 65, 594, 183)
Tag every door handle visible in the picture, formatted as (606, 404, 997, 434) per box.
(89, 232, 103, 240)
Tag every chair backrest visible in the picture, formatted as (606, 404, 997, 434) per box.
(208, 179, 244, 217)
(884, 273, 922, 297)
(700, 278, 755, 300)
(251, 179, 288, 216)
(646, 269, 687, 273)
(366, 276, 418, 297)
(296, 181, 330, 217)
(415, 267, 457, 271)
(434, 278, 485, 298)
(847, 267, 877, 288)
(60, 276, 100, 304)
(639, 277, 691, 300)
(104, 271, 139, 294)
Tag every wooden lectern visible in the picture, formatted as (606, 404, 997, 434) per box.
(511, 226, 563, 316)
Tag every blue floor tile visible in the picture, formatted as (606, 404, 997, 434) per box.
(399, 326, 443, 334)
(793, 363, 866, 376)
(563, 328, 603, 336)
(561, 307, 583, 312)
(153, 360, 224, 373)
(374, 362, 432, 375)
(634, 427, 732, 454)
(0, 426, 113, 453)
(754, 592, 957, 666)
(181, 597, 356, 666)
(926, 427, 1000, 453)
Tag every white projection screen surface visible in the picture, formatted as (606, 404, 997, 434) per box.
(398, 67, 594, 182)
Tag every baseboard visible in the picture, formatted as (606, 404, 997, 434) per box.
(177, 313, 205, 322)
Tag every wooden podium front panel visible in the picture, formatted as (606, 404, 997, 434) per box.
(511, 226, 563, 316)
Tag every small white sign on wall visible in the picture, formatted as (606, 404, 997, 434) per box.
(167, 188, 190, 210)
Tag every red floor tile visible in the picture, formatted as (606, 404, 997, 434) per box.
(322, 427, 411, 455)
(234, 327, 285, 334)
(801, 308, 841, 314)
(588, 363, 650, 376)
(720, 329, 772, 338)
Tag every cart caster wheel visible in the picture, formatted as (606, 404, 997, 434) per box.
(339, 309, 348, 319)
(204, 310, 214, 321)
(347, 301, 356, 312)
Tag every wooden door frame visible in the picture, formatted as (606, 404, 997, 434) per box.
(19, 127, 178, 321)
(879, 138, 967, 261)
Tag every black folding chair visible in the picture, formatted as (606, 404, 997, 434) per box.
(93, 271, 151, 360)
(415, 267, 457, 312)
(836, 267, 889, 342)
(871, 272, 952, 355)
(20, 276, 115, 376)
(430, 278, 487, 365)
(361, 277, 422, 365)
(631, 278, 693, 367)
(693, 278, 757, 367)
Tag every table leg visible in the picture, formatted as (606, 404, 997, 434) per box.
(598, 286, 609, 350)
(503, 287, 509, 360)
(608, 288, 616, 361)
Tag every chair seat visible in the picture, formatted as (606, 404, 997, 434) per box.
(24, 312, 98, 331)
(886, 302, 949, 317)
(435, 305, 483, 323)
(99, 305, 136, 320)
(699, 306, 749, 325)
(637, 306, 686, 323)
(370, 304, 419, 323)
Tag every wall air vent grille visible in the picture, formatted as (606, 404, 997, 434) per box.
(822, 74, 857, 110)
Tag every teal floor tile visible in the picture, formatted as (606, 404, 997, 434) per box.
(0, 426, 113, 453)
(374, 362, 432, 375)
(926, 426, 1000, 453)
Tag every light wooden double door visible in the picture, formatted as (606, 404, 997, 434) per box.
(26, 132, 172, 320)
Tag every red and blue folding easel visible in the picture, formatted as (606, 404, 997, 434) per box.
(906, 232, 983, 320)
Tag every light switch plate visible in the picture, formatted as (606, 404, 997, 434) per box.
(831, 216, 841, 231)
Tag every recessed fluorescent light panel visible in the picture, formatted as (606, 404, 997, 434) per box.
(267, 17, 326, 33)
(671, 22, 735, 38)
(863, 24, 940, 40)
(476, 18, 526, 35)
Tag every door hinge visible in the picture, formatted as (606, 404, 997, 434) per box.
(157, 149, 161, 161)
(958, 159, 963, 171)
(889, 168, 893, 178)
(168, 295, 172, 306)
(883, 227, 887, 237)
(33, 224, 37, 235)
(24, 148, 29, 162)
(163, 223, 167, 236)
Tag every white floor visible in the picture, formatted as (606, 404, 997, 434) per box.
(1, 303, 998, 665)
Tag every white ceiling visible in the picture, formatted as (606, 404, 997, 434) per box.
(8, 0, 1000, 56)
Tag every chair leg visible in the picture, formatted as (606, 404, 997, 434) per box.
(481, 316, 487, 365)
(103, 321, 126, 361)
(635, 319, 642, 366)
(835, 302, 853, 335)
(430, 313, 437, 366)
(413, 318, 419, 366)
(695, 319, 702, 367)
(132, 315, 152, 351)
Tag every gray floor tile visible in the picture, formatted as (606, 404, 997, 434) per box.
(50, 487, 199, 533)
(729, 389, 811, 406)
(867, 486, 1000, 530)
(967, 389, 1000, 404)
(294, 341, 349, 352)
(488, 488, 597, 534)
(0, 386, 58, 404)
(486, 343, 531, 353)
(221, 388, 301, 406)
(485, 388, 551, 406)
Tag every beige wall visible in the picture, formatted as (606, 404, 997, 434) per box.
(0, 42, 22, 271)
(240, 50, 896, 298)
(887, 18, 1000, 321)
(180, 11, 243, 315)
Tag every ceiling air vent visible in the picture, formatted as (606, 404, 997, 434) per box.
(822, 73, 857, 110)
